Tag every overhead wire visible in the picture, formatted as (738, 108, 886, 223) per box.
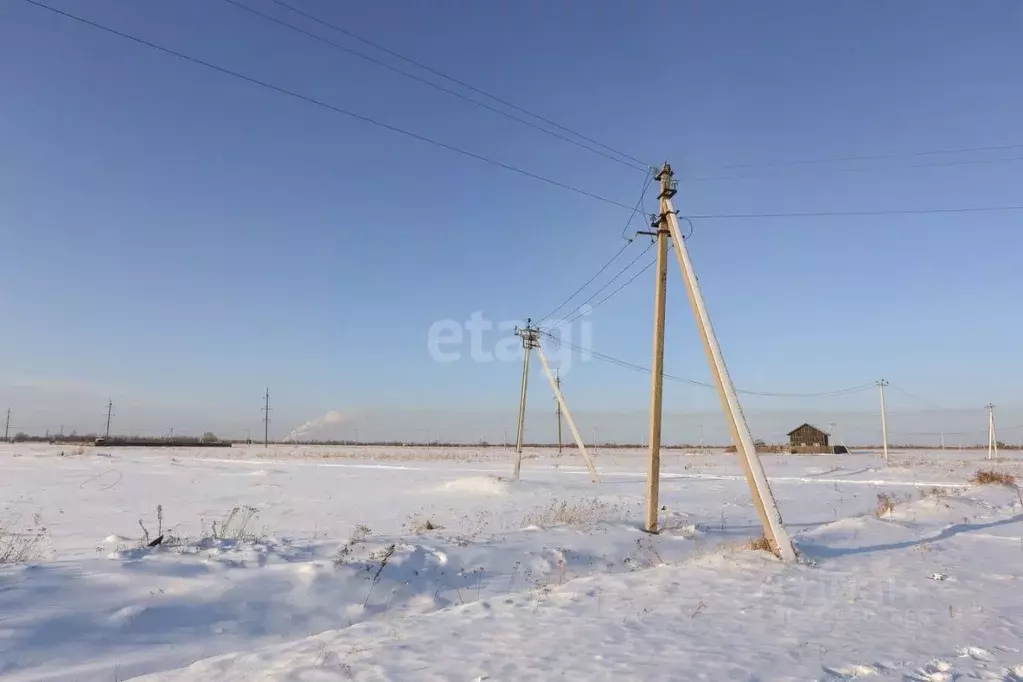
(539, 330, 878, 398)
(696, 142, 1023, 172)
(23, 1, 1023, 223)
(620, 170, 657, 239)
(535, 240, 634, 325)
(535, 170, 654, 325)
(264, 0, 652, 170)
(553, 242, 654, 327)
(218, 0, 649, 172)
(684, 153, 1023, 183)
(560, 258, 655, 326)
(19, 0, 639, 211)
(684, 205, 1023, 220)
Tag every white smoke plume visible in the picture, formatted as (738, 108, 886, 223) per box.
(284, 410, 350, 442)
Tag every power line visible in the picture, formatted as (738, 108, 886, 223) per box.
(536, 171, 655, 325)
(553, 242, 654, 326)
(684, 153, 1023, 183)
(620, 171, 656, 240)
(695, 142, 1023, 173)
(539, 329, 877, 398)
(20, 0, 638, 211)
(560, 257, 654, 326)
(218, 0, 647, 172)
(684, 205, 1023, 220)
(264, 0, 651, 170)
(536, 241, 634, 325)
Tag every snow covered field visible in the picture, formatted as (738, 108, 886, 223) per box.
(2, 444, 1022, 681)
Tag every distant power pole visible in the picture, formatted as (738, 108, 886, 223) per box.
(513, 319, 539, 478)
(104, 400, 114, 438)
(986, 403, 997, 460)
(4, 408, 10, 443)
(554, 370, 563, 454)
(262, 388, 271, 448)
(877, 379, 889, 464)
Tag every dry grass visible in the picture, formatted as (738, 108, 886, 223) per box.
(971, 469, 1017, 487)
(875, 492, 898, 517)
(521, 498, 621, 529)
(745, 536, 774, 553)
(0, 514, 46, 564)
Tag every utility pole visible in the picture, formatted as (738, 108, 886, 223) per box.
(659, 162, 795, 561)
(262, 388, 271, 448)
(877, 379, 889, 464)
(639, 165, 671, 533)
(554, 370, 563, 454)
(4, 408, 10, 443)
(513, 319, 539, 478)
(940, 426, 945, 450)
(699, 423, 704, 451)
(986, 403, 997, 459)
(104, 399, 114, 438)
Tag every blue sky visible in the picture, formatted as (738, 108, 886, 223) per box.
(1, 0, 1021, 442)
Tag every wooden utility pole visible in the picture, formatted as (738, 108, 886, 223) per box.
(877, 379, 889, 464)
(554, 370, 563, 454)
(104, 400, 114, 438)
(987, 403, 997, 459)
(262, 388, 271, 448)
(536, 345, 599, 482)
(641, 166, 671, 532)
(513, 320, 539, 478)
(658, 162, 795, 561)
(4, 408, 10, 443)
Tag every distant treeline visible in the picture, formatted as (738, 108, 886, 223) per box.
(3, 434, 1016, 450)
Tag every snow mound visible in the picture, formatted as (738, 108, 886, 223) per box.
(441, 476, 510, 495)
(889, 485, 1021, 524)
(103, 534, 133, 544)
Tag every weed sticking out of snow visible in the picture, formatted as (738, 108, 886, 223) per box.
(520, 498, 624, 529)
(403, 514, 441, 534)
(876, 492, 899, 517)
(334, 524, 372, 568)
(971, 469, 1017, 487)
(206, 506, 262, 542)
(0, 512, 47, 564)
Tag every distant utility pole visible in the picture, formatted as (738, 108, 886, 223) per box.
(877, 379, 889, 464)
(4, 408, 10, 443)
(554, 370, 563, 454)
(513, 320, 539, 478)
(986, 403, 998, 460)
(940, 426, 945, 450)
(262, 388, 271, 448)
(104, 399, 114, 438)
(639, 164, 672, 533)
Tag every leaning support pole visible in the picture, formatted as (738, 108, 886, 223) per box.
(660, 164, 796, 562)
(536, 346, 600, 483)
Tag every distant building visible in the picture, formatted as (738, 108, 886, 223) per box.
(787, 423, 847, 454)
